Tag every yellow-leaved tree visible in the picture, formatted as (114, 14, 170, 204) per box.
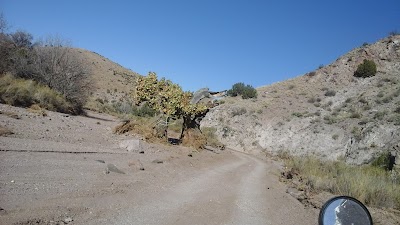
(134, 72, 208, 140)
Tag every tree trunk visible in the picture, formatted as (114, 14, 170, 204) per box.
(180, 115, 197, 139)
(164, 116, 170, 141)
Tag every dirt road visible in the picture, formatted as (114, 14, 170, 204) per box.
(0, 104, 318, 224)
(100, 151, 317, 225)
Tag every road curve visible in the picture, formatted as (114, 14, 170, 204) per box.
(92, 151, 317, 225)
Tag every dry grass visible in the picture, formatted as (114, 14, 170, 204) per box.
(27, 104, 48, 116)
(181, 128, 207, 149)
(0, 74, 76, 114)
(284, 156, 400, 209)
(201, 127, 223, 148)
(114, 117, 160, 141)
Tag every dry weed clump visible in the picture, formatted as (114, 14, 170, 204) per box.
(0, 74, 76, 114)
(113, 119, 157, 141)
(283, 156, 400, 209)
(28, 104, 47, 116)
(181, 128, 207, 149)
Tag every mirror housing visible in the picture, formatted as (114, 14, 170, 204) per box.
(319, 196, 373, 225)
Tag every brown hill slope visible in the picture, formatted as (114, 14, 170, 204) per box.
(69, 48, 139, 108)
(201, 35, 400, 165)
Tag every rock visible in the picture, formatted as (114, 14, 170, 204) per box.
(106, 164, 125, 174)
(152, 159, 164, 164)
(286, 187, 306, 201)
(119, 139, 142, 152)
(188, 153, 193, 157)
(128, 159, 145, 171)
(64, 217, 73, 223)
(191, 88, 210, 104)
(204, 145, 221, 154)
(0, 207, 6, 215)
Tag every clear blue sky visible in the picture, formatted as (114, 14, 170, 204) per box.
(2, 0, 400, 91)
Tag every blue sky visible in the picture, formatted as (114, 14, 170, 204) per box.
(2, 1, 400, 91)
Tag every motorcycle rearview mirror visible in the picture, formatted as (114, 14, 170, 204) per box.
(319, 196, 373, 225)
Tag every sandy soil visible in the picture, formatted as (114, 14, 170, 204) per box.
(0, 104, 318, 225)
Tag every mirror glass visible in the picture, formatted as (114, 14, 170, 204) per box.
(320, 197, 372, 225)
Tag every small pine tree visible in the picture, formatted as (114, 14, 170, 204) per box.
(354, 59, 377, 78)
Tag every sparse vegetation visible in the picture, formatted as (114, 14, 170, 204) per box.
(0, 74, 77, 113)
(201, 127, 223, 148)
(283, 156, 400, 209)
(227, 82, 257, 99)
(323, 115, 337, 124)
(354, 59, 377, 78)
(374, 111, 387, 120)
(351, 126, 362, 141)
(306, 71, 316, 77)
(222, 126, 233, 138)
(231, 107, 247, 116)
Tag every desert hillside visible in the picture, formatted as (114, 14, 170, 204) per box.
(69, 48, 140, 109)
(201, 34, 400, 165)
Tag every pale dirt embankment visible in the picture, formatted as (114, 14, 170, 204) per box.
(0, 104, 318, 225)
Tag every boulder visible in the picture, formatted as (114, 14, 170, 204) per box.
(119, 139, 141, 152)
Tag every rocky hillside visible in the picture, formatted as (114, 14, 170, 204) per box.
(201, 35, 400, 165)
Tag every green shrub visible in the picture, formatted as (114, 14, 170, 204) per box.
(292, 112, 303, 117)
(377, 92, 384, 98)
(350, 112, 362, 119)
(354, 59, 377, 78)
(135, 102, 157, 117)
(111, 101, 157, 117)
(388, 114, 400, 125)
(227, 82, 257, 99)
(325, 90, 336, 97)
(374, 111, 387, 120)
(323, 115, 337, 124)
(371, 151, 393, 171)
(382, 96, 393, 103)
(394, 106, 400, 114)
